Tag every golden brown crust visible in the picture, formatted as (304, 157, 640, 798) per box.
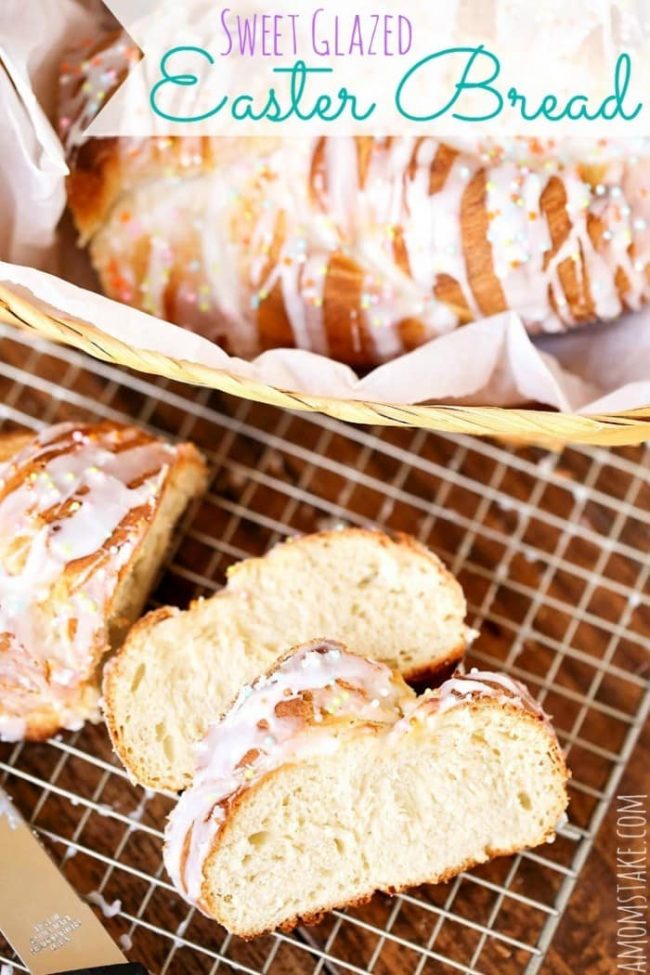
(461, 169, 508, 318)
(67, 135, 223, 242)
(105, 603, 179, 653)
(541, 176, 595, 324)
(404, 645, 465, 689)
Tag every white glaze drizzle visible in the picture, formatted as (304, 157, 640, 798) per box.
(0, 714, 27, 742)
(87, 891, 122, 918)
(485, 161, 552, 320)
(424, 668, 548, 721)
(164, 646, 552, 910)
(0, 790, 22, 830)
(0, 422, 176, 735)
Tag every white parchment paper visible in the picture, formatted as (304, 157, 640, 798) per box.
(0, 0, 649, 413)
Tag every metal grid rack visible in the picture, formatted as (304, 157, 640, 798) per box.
(0, 319, 648, 975)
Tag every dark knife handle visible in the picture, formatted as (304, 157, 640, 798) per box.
(53, 966, 149, 974)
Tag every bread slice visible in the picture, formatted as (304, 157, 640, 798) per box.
(164, 640, 569, 936)
(0, 421, 207, 742)
(103, 529, 474, 791)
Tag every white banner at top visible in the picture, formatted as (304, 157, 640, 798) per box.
(77, 0, 650, 140)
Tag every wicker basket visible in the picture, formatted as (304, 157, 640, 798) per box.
(1, 282, 648, 447)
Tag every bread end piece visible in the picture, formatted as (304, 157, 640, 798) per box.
(164, 642, 569, 937)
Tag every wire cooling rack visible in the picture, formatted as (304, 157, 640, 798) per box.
(0, 319, 648, 975)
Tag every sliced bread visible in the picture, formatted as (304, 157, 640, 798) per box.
(164, 640, 570, 936)
(103, 529, 474, 790)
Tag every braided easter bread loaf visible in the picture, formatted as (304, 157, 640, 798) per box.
(0, 421, 207, 741)
(103, 528, 474, 791)
(164, 640, 569, 936)
(60, 35, 650, 368)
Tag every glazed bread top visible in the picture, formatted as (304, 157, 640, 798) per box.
(60, 33, 650, 366)
(165, 639, 556, 908)
(0, 421, 202, 740)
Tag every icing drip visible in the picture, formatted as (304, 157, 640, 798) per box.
(0, 714, 26, 742)
(87, 892, 122, 919)
(252, 140, 332, 354)
(424, 668, 549, 722)
(0, 422, 176, 736)
(485, 162, 552, 320)
(0, 790, 22, 830)
(164, 646, 552, 910)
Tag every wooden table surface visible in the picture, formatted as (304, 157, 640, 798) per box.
(0, 322, 648, 975)
(543, 723, 648, 975)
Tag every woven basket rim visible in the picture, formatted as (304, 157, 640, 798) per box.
(0, 282, 648, 447)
